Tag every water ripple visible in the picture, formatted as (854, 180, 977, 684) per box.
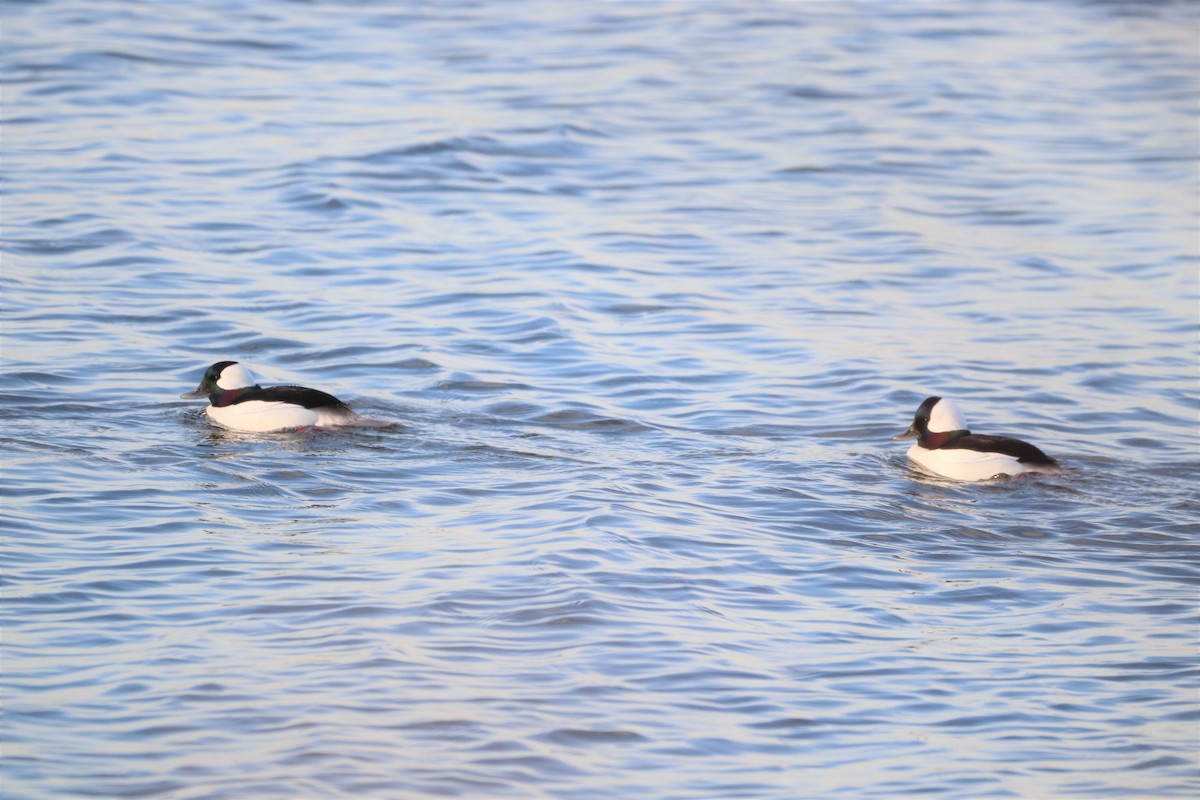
(2, 1, 1196, 798)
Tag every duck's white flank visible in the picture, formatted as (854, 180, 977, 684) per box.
(205, 401, 320, 432)
(905, 443, 1057, 482)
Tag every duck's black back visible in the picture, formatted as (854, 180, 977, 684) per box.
(940, 434, 1055, 464)
(236, 385, 348, 410)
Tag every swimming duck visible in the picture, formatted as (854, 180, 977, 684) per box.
(181, 361, 377, 432)
(893, 396, 1060, 480)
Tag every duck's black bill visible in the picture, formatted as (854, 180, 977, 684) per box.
(180, 387, 208, 399)
(892, 426, 918, 441)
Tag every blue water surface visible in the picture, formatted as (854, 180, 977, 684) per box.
(3, 1, 1197, 798)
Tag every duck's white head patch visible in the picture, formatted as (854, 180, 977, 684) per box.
(217, 362, 257, 390)
(929, 397, 968, 433)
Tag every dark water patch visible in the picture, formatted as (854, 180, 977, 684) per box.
(436, 379, 532, 393)
(2, 228, 134, 255)
(785, 85, 867, 101)
(531, 409, 654, 433)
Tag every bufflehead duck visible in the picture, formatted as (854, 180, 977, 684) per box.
(892, 396, 1060, 481)
(181, 361, 379, 433)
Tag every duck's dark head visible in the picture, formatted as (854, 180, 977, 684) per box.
(893, 396, 969, 447)
(181, 361, 258, 403)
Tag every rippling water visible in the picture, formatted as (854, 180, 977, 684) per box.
(3, 1, 1197, 797)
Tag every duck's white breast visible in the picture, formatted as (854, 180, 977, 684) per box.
(207, 402, 319, 433)
(906, 443, 1031, 481)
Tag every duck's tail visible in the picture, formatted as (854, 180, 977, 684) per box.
(314, 406, 395, 429)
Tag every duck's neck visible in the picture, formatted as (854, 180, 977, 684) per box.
(920, 428, 969, 449)
(211, 385, 257, 407)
